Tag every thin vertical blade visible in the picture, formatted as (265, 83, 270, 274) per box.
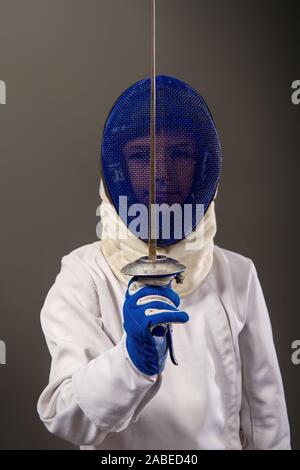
(149, 0, 157, 261)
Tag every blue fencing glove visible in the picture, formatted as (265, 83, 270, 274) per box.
(123, 277, 189, 376)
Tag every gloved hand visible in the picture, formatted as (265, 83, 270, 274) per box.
(123, 277, 189, 376)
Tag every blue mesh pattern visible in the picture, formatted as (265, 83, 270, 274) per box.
(101, 75, 222, 247)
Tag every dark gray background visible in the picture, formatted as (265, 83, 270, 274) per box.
(0, 0, 299, 450)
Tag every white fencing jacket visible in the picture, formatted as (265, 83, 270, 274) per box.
(37, 242, 291, 450)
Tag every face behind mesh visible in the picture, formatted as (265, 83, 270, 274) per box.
(101, 75, 222, 247)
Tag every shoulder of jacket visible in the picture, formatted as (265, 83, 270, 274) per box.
(213, 245, 255, 283)
(214, 245, 252, 265)
(58, 241, 105, 283)
(212, 246, 258, 324)
(61, 241, 101, 265)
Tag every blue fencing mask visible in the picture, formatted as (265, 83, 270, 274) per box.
(101, 75, 222, 247)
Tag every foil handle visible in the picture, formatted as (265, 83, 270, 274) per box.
(143, 276, 178, 367)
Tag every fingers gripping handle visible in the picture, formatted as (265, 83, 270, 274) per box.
(141, 284, 179, 367)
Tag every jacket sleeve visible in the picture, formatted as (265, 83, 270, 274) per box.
(37, 253, 162, 446)
(239, 261, 291, 450)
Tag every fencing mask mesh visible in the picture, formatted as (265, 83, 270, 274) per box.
(101, 75, 222, 247)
